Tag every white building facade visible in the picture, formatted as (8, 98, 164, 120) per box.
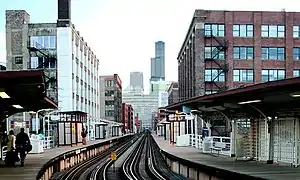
(57, 24, 100, 136)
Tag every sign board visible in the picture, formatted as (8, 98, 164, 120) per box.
(111, 152, 117, 160)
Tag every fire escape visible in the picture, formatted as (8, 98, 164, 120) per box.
(204, 29, 230, 136)
(27, 40, 58, 102)
(204, 30, 229, 92)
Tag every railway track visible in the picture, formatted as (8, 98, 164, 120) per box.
(55, 133, 185, 180)
(57, 134, 140, 180)
(122, 133, 187, 180)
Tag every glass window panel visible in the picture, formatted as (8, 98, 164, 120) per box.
(269, 26, 278, 37)
(247, 25, 253, 31)
(205, 70, 211, 81)
(294, 26, 299, 32)
(44, 36, 49, 49)
(294, 70, 300, 77)
(233, 31, 239, 37)
(247, 47, 254, 59)
(269, 48, 277, 59)
(218, 25, 225, 30)
(239, 47, 246, 59)
(218, 29, 225, 37)
(30, 57, 38, 68)
(205, 47, 211, 58)
(278, 70, 285, 79)
(261, 25, 268, 31)
(233, 25, 239, 31)
(219, 72, 225, 81)
(233, 47, 240, 59)
(247, 30, 253, 37)
(278, 25, 285, 32)
(241, 70, 247, 81)
(218, 51, 225, 59)
(233, 70, 239, 76)
(294, 31, 299, 38)
(240, 25, 247, 37)
(212, 69, 218, 80)
(294, 48, 300, 60)
(212, 25, 218, 36)
(278, 32, 285, 37)
(49, 36, 56, 49)
(262, 31, 269, 37)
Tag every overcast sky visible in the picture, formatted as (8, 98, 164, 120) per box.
(0, 0, 298, 92)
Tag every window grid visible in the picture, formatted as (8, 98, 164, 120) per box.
(293, 70, 300, 77)
(233, 47, 254, 60)
(233, 69, 254, 82)
(293, 48, 300, 60)
(233, 24, 254, 37)
(204, 69, 225, 82)
(261, 47, 285, 60)
(261, 25, 285, 38)
(204, 46, 225, 60)
(261, 69, 285, 82)
(293, 26, 300, 38)
(204, 24, 225, 37)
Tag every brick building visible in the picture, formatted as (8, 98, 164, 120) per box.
(122, 103, 134, 133)
(99, 74, 122, 122)
(178, 9, 300, 101)
(167, 82, 179, 105)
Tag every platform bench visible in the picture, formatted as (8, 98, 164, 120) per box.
(210, 147, 222, 156)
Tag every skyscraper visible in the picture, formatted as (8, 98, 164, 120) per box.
(150, 41, 165, 81)
(130, 71, 144, 90)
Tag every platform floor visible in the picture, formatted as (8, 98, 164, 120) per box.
(0, 135, 130, 180)
(152, 134, 300, 180)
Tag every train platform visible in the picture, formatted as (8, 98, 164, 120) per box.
(0, 135, 129, 180)
(152, 134, 300, 180)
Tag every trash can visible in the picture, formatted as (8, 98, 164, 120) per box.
(29, 139, 44, 154)
(202, 137, 212, 153)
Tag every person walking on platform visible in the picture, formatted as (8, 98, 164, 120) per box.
(81, 128, 87, 145)
(15, 128, 31, 167)
(5, 130, 18, 167)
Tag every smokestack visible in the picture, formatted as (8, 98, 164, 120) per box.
(57, 0, 71, 27)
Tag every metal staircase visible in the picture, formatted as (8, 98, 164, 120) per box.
(204, 31, 229, 92)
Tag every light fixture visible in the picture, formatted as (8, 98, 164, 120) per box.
(238, 100, 262, 105)
(12, 105, 23, 109)
(0, 92, 10, 98)
(291, 94, 300, 98)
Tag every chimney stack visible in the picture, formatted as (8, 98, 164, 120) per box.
(57, 0, 71, 27)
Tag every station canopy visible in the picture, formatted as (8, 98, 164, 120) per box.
(0, 70, 57, 120)
(167, 77, 300, 118)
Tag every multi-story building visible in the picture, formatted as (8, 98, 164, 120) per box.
(178, 9, 300, 101)
(151, 41, 165, 81)
(150, 79, 171, 95)
(122, 103, 134, 133)
(99, 74, 122, 122)
(122, 86, 158, 129)
(5, 7, 100, 134)
(167, 82, 179, 105)
(130, 71, 144, 91)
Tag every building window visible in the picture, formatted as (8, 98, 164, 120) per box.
(261, 47, 285, 60)
(261, 69, 285, 82)
(204, 69, 225, 82)
(293, 48, 300, 60)
(15, 56, 23, 64)
(293, 26, 300, 38)
(233, 47, 254, 60)
(204, 46, 225, 60)
(294, 70, 300, 77)
(233, 24, 253, 37)
(205, 90, 218, 95)
(261, 25, 285, 38)
(233, 69, 254, 82)
(204, 24, 225, 37)
(30, 36, 56, 49)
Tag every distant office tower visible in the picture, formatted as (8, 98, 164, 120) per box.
(150, 41, 165, 81)
(130, 71, 144, 90)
